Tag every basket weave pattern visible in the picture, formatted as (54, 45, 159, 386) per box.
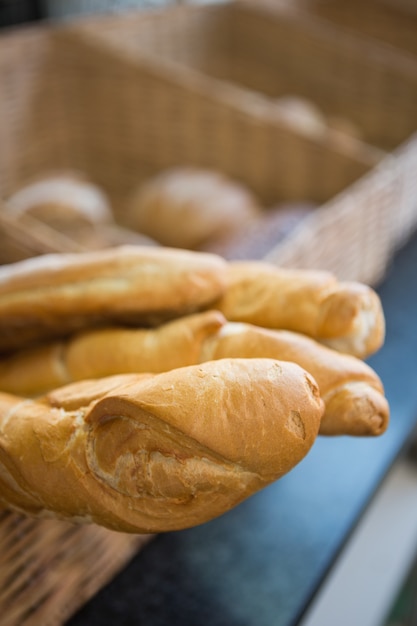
(0, 509, 151, 626)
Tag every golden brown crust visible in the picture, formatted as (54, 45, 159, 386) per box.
(0, 312, 389, 437)
(0, 359, 323, 533)
(0, 311, 227, 397)
(201, 322, 389, 436)
(0, 343, 69, 397)
(0, 245, 227, 353)
(318, 282, 385, 358)
(214, 261, 385, 358)
(65, 310, 226, 383)
(45, 373, 152, 411)
(322, 383, 388, 436)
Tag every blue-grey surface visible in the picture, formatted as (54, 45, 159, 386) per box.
(68, 234, 417, 626)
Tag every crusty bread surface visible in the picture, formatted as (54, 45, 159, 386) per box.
(0, 311, 226, 396)
(0, 359, 323, 533)
(0, 311, 388, 437)
(214, 261, 385, 358)
(0, 245, 227, 353)
(201, 322, 389, 436)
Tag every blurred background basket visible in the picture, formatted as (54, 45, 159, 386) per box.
(60, 0, 417, 283)
(1, 2, 410, 285)
(282, 0, 417, 61)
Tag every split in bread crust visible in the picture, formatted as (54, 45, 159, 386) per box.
(214, 261, 385, 358)
(0, 359, 323, 533)
(0, 245, 227, 353)
(0, 312, 389, 437)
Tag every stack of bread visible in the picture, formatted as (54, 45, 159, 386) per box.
(0, 244, 389, 535)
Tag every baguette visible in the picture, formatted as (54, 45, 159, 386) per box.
(0, 312, 388, 437)
(0, 358, 323, 533)
(201, 322, 389, 436)
(0, 245, 227, 353)
(214, 261, 385, 358)
(0, 310, 226, 396)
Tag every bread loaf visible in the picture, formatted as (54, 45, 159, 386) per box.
(4, 174, 113, 230)
(201, 322, 389, 436)
(0, 359, 323, 533)
(0, 311, 388, 437)
(0, 248, 384, 359)
(214, 261, 385, 358)
(0, 311, 226, 396)
(126, 168, 259, 249)
(3, 174, 160, 252)
(0, 245, 227, 353)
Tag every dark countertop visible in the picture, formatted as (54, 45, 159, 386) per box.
(68, 232, 417, 626)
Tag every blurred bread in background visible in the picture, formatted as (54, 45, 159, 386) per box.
(1, 173, 158, 261)
(4, 172, 113, 231)
(275, 95, 328, 138)
(0, 166, 318, 264)
(126, 167, 261, 250)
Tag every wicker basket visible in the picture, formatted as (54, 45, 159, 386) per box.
(285, 0, 417, 61)
(62, 0, 417, 283)
(69, 0, 417, 153)
(0, 510, 151, 626)
(0, 4, 415, 622)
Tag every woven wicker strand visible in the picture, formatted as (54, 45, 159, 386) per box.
(0, 509, 152, 626)
(289, 0, 417, 60)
